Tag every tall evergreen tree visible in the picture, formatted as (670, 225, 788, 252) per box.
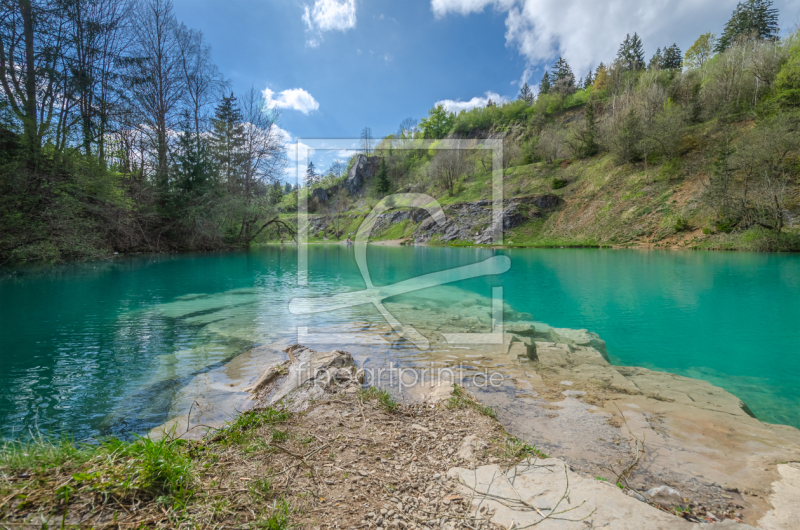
(174, 122, 212, 197)
(269, 181, 283, 204)
(539, 70, 551, 95)
(551, 57, 576, 95)
(662, 44, 683, 69)
(584, 70, 594, 89)
(304, 161, 317, 187)
(284, 182, 292, 194)
(375, 158, 391, 194)
(716, 0, 780, 52)
(649, 47, 663, 70)
(210, 93, 246, 189)
(518, 82, 534, 104)
(616, 33, 646, 71)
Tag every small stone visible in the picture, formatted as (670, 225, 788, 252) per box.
(560, 380, 574, 386)
(644, 485, 683, 506)
(432, 473, 441, 479)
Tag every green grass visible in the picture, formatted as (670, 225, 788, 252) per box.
(445, 385, 497, 418)
(503, 437, 548, 460)
(357, 387, 399, 413)
(253, 498, 292, 529)
(1, 433, 196, 508)
(221, 407, 291, 445)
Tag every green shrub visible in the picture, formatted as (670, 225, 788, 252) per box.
(551, 178, 567, 190)
(674, 217, 691, 232)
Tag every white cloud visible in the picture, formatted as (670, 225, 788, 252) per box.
(431, 1, 799, 84)
(382, 53, 393, 63)
(262, 87, 320, 114)
(276, 126, 316, 184)
(431, 0, 514, 17)
(303, 0, 357, 47)
(436, 91, 507, 114)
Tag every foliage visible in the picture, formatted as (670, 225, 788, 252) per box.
(445, 385, 497, 418)
(716, 0, 779, 53)
(419, 104, 455, 139)
(685, 33, 717, 69)
(358, 387, 398, 413)
(375, 158, 391, 194)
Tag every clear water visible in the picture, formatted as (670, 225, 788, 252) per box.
(1, 246, 798, 439)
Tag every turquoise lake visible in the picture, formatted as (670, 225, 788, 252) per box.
(1, 246, 798, 439)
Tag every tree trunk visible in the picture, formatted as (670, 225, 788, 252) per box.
(20, 0, 40, 161)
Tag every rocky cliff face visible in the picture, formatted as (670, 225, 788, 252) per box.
(409, 195, 562, 244)
(344, 154, 380, 195)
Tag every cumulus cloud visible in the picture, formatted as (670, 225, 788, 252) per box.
(436, 91, 507, 114)
(262, 87, 320, 115)
(430, 0, 796, 83)
(303, 0, 357, 47)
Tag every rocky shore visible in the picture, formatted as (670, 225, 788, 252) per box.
(149, 328, 799, 529)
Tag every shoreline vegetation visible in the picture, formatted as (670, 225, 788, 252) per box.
(2, 1, 800, 264)
(4, 340, 796, 529)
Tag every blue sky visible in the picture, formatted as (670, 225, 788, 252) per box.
(172, 0, 800, 183)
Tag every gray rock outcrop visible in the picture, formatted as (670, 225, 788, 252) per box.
(311, 187, 329, 202)
(344, 154, 380, 195)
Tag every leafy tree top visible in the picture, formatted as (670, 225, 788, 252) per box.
(419, 104, 455, 139)
(685, 32, 716, 69)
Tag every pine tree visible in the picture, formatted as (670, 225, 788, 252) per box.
(617, 33, 646, 71)
(551, 57, 575, 95)
(269, 181, 283, 204)
(486, 98, 496, 107)
(595, 62, 605, 78)
(716, 0, 779, 52)
(649, 47, 663, 70)
(174, 121, 212, 198)
(284, 182, 292, 194)
(518, 82, 534, 104)
(662, 44, 683, 70)
(584, 70, 594, 89)
(539, 70, 551, 95)
(305, 161, 317, 187)
(375, 158, 391, 194)
(210, 93, 246, 189)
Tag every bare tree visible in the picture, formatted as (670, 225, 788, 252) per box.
(328, 159, 346, 179)
(176, 23, 227, 142)
(536, 126, 564, 164)
(360, 126, 373, 155)
(0, 0, 67, 161)
(58, 0, 132, 160)
(502, 140, 521, 176)
(397, 117, 417, 138)
(237, 86, 285, 241)
(127, 0, 185, 179)
(431, 149, 468, 196)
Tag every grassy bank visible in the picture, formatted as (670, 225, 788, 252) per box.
(0, 387, 529, 529)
